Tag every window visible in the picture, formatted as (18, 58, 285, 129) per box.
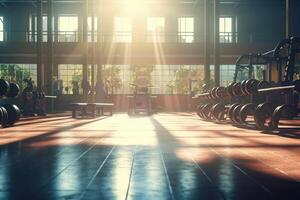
(113, 17, 132, 42)
(29, 16, 48, 42)
(88, 16, 98, 42)
(147, 17, 165, 43)
(0, 17, 3, 41)
(0, 64, 37, 89)
(219, 17, 236, 43)
(103, 65, 130, 94)
(151, 65, 204, 94)
(178, 17, 194, 43)
(58, 16, 78, 42)
(58, 64, 82, 94)
(88, 64, 98, 85)
(220, 65, 235, 86)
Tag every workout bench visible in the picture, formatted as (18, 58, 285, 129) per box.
(71, 103, 114, 118)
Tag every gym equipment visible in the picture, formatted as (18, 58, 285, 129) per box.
(0, 79, 20, 98)
(0, 79, 21, 128)
(194, 36, 300, 132)
(127, 83, 156, 116)
(0, 79, 9, 96)
(22, 78, 56, 116)
(0, 104, 20, 127)
(7, 83, 20, 98)
(2, 104, 21, 126)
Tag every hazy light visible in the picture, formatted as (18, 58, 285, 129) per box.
(122, 0, 150, 14)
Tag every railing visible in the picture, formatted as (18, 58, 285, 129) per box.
(0, 31, 243, 44)
(57, 31, 78, 42)
(219, 32, 238, 43)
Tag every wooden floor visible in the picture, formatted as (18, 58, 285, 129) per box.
(1, 112, 300, 200)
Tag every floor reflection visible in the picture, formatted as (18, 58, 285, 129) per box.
(0, 113, 300, 199)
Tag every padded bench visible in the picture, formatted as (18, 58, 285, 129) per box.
(70, 103, 114, 118)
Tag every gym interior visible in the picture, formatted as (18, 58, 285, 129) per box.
(0, 0, 300, 199)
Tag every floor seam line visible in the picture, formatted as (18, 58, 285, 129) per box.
(78, 145, 116, 199)
(125, 146, 136, 200)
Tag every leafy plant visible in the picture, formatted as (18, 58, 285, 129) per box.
(0, 64, 33, 90)
(171, 68, 205, 95)
(130, 65, 154, 85)
(103, 65, 122, 94)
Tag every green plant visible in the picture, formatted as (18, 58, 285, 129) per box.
(103, 65, 122, 94)
(0, 64, 33, 90)
(171, 68, 205, 95)
(130, 65, 154, 86)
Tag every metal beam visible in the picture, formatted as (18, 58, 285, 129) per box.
(47, 0, 53, 95)
(285, 0, 292, 38)
(82, 0, 89, 97)
(214, 0, 220, 86)
(97, 0, 103, 83)
(204, 0, 210, 85)
(37, 0, 44, 88)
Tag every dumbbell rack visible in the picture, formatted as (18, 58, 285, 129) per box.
(0, 79, 21, 128)
(254, 81, 300, 130)
(194, 79, 273, 128)
(194, 79, 300, 131)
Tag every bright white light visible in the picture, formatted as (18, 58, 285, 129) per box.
(122, 0, 150, 14)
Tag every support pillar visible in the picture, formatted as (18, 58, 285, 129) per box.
(214, 0, 220, 86)
(204, 0, 211, 85)
(91, 0, 95, 101)
(82, 0, 89, 98)
(47, 0, 53, 95)
(96, 0, 103, 83)
(285, 0, 291, 38)
(37, 0, 44, 89)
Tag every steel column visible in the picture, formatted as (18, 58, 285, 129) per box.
(204, 0, 211, 85)
(37, 0, 44, 89)
(82, 0, 89, 97)
(213, 0, 220, 86)
(47, 0, 53, 95)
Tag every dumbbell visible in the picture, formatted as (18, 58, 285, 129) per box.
(232, 82, 244, 96)
(201, 104, 213, 120)
(210, 103, 227, 121)
(231, 104, 247, 124)
(238, 103, 257, 126)
(227, 103, 240, 122)
(196, 104, 204, 118)
(7, 83, 20, 98)
(0, 104, 21, 127)
(0, 79, 20, 98)
(0, 79, 9, 96)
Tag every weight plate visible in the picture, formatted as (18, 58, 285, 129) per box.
(245, 79, 259, 95)
(0, 79, 9, 96)
(211, 103, 226, 121)
(0, 107, 8, 127)
(6, 83, 20, 98)
(232, 82, 242, 96)
(254, 103, 274, 130)
(227, 82, 235, 97)
(202, 104, 213, 120)
(215, 87, 227, 98)
(239, 103, 257, 125)
(240, 80, 248, 95)
(232, 105, 244, 124)
(2, 104, 21, 125)
(294, 80, 300, 93)
(210, 88, 218, 99)
(227, 103, 239, 121)
(196, 105, 204, 118)
(270, 104, 297, 130)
